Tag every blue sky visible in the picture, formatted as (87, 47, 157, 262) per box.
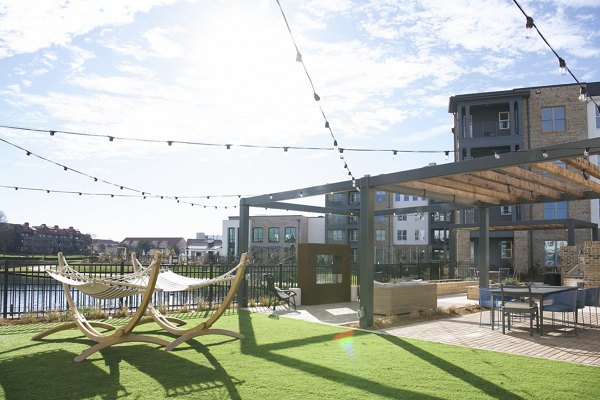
(1, 0, 599, 241)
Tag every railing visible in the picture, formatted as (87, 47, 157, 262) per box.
(2, 258, 472, 318)
(463, 122, 514, 138)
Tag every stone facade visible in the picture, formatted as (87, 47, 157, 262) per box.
(560, 241, 600, 288)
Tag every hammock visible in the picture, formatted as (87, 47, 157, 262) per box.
(33, 252, 170, 362)
(46, 256, 161, 299)
(132, 255, 243, 292)
(132, 252, 249, 351)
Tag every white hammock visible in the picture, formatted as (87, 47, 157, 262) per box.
(47, 254, 161, 300)
(132, 256, 244, 292)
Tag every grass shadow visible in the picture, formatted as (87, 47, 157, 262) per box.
(380, 334, 524, 400)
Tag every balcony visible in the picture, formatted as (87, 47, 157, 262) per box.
(462, 121, 514, 139)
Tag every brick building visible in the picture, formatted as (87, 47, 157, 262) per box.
(449, 82, 600, 275)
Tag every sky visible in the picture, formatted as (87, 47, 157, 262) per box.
(1, 0, 599, 241)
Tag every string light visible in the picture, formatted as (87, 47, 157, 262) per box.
(542, 150, 549, 158)
(444, 151, 449, 160)
(584, 147, 590, 158)
(513, 0, 600, 112)
(0, 124, 452, 156)
(1, 184, 240, 209)
(579, 87, 587, 102)
(494, 151, 500, 160)
(558, 57, 567, 75)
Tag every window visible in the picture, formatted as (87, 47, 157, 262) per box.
(348, 191, 360, 205)
(252, 227, 263, 243)
(544, 202, 568, 219)
(542, 106, 565, 132)
(397, 214, 407, 221)
(415, 212, 425, 221)
(394, 193, 402, 201)
(268, 227, 279, 242)
(499, 111, 510, 130)
(375, 215, 386, 222)
(596, 106, 600, 129)
(329, 214, 345, 224)
(284, 227, 296, 242)
(330, 229, 343, 241)
(412, 196, 419, 201)
(348, 229, 358, 242)
(433, 229, 448, 243)
(375, 229, 386, 241)
(501, 206, 512, 215)
(414, 229, 425, 241)
(544, 241, 567, 266)
(397, 230, 407, 241)
(375, 248, 386, 263)
(375, 191, 386, 202)
(403, 195, 410, 201)
(330, 193, 343, 205)
(500, 241, 512, 259)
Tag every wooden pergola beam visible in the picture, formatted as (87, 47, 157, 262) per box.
(498, 166, 584, 197)
(422, 176, 519, 203)
(402, 180, 501, 205)
(562, 156, 600, 181)
(530, 162, 600, 194)
(471, 169, 564, 199)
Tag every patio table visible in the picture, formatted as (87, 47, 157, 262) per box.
(489, 285, 578, 335)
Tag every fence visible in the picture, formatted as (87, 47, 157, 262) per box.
(2, 258, 466, 319)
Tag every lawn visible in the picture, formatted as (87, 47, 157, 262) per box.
(0, 310, 597, 399)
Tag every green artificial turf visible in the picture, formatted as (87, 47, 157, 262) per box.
(0, 310, 598, 399)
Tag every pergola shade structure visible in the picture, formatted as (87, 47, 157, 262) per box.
(239, 137, 600, 327)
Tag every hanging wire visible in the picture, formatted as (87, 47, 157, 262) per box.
(275, 0, 360, 188)
(513, 0, 600, 112)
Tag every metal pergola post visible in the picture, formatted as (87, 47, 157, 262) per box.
(478, 206, 490, 289)
(238, 199, 250, 307)
(359, 175, 375, 328)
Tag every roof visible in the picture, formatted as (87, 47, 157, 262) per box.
(448, 81, 600, 113)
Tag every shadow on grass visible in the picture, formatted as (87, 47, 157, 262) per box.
(380, 334, 523, 400)
(237, 310, 443, 400)
(100, 344, 244, 399)
(0, 349, 127, 400)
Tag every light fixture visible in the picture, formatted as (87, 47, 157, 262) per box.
(226, 144, 231, 150)
(94, 177, 98, 182)
(584, 147, 590, 158)
(49, 131, 55, 136)
(26, 151, 30, 156)
(313, 92, 320, 101)
(494, 151, 500, 160)
(108, 136, 114, 141)
(583, 170, 590, 180)
(525, 16, 534, 38)
(558, 58, 567, 75)
(542, 150, 549, 158)
(63, 166, 67, 171)
(167, 141, 173, 146)
(393, 150, 397, 159)
(283, 147, 288, 152)
(579, 86, 587, 102)
(296, 51, 302, 62)
(339, 148, 344, 154)
(325, 121, 330, 129)
(269, 194, 273, 200)
(444, 150, 449, 160)
(300, 191, 303, 198)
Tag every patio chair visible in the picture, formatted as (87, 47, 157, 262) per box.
(478, 287, 499, 328)
(501, 283, 539, 336)
(542, 289, 578, 335)
(264, 274, 297, 310)
(584, 286, 600, 327)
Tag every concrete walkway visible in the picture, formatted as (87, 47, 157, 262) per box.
(248, 294, 600, 367)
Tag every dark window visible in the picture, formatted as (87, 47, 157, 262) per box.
(542, 106, 565, 132)
(252, 227, 263, 243)
(268, 227, 280, 242)
(284, 227, 296, 242)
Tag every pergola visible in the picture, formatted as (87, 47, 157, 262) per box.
(239, 137, 600, 327)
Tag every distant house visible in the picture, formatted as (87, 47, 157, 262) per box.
(91, 239, 121, 258)
(186, 236, 222, 264)
(120, 237, 187, 259)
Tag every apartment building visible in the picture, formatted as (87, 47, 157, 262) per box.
(222, 215, 324, 264)
(449, 82, 600, 274)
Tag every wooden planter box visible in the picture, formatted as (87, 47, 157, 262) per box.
(373, 281, 437, 315)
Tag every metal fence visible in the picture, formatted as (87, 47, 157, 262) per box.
(1, 258, 468, 319)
